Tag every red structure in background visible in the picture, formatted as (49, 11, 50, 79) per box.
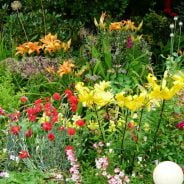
(164, 0, 177, 16)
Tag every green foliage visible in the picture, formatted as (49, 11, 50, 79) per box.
(81, 29, 151, 89)
(0, 170, 48, 184)
(1, 0, 128, 46)
(134, 11, 171, 66)
(0, 63, 21, 111)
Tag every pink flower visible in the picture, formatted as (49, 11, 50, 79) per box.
(95, 157, 109, 170)
(0, 107, 5, 115)
(176, 121, 184, 130)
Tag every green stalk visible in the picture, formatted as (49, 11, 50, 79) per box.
(177, 26, 182, 51)
(94, 105, 105, 142)
(40, 0, 46, 35)
(120, 109, 129, 163)
(17, 10, 28, 41)
(153, 100, 165, 146)
(130, 108, 144, 173)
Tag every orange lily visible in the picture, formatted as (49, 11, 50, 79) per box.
(16, 42, 42, 55)
(109, 22, 122, 31)
(40, 33, 61, 53)
(57, 60, 75, 77)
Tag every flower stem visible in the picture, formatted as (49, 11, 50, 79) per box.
(130, 108, 144, 173)
(40, 0, 46, 35)
(120, 109, 129, 163)
(17, 10, 28, 41)
(153, 100, 165, 146)
(94, 105, 105, 142)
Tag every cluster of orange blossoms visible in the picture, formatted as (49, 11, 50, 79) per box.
(45, 59, 75, 77)
(94, 12, 143, 31)
(16, 33, 71, 55)
(109, 20, 143, 31)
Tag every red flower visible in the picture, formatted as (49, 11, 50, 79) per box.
(176, 121, 184, 130)
(34, 103, 42, 113)
(42, 122, 52, 131)
(8, 111, 20, 122)
(20, 96, 28, 103)
(48, 133, 55, 141)
(76, 119, 85, 127)
(128, 122, 135, 129)
(68, 96, 78, 105)
(71, 103, 77, 113)
(10, 125, 21, 135)
(19, 150, 29, 159)
(34, 98, 42, 105)
(51, 115, 58, 123)
(53, 93, 61, 101)
(45, 97, 51, 102)
(25, 128, 33, 138)
(67, 127, 76, 136)
(65, 145, 74, 152)
(65, 89, 73, 97)
(58, 126, 65, 131)
(28, 114, 37, 122)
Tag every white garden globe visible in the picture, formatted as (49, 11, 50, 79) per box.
(153, 161, 184, 184)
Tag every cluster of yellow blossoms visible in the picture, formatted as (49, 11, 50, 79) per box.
(76, 71, 184, 111)
(116, 71, 184, 111)
(75, 81, 114, 108)
(16, 33, 71, 55)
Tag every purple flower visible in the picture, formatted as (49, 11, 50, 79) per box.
(126, 36, 133, 48)
(176, 121, 184, 130)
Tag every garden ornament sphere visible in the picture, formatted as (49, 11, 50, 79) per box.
(153, 161, 184, 184)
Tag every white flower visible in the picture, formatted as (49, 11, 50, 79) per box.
(106, 142, 111, 147)
(143, 136, 147, 142)
(109, 149, 113, 153)
(0, 172, 9, 178)
(174, 16, 178, 21)
(11, 1, 22, 11)
(170, 33, 174, 37)
(179, 22, 183, 26)
(138, 156, 142, 162)
(10, 155, 19, 163)
(169, 24, 174, 29)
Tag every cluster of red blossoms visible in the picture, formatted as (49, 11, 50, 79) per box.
(64, 89, 78, 113)
(6, 91, 86, 158)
